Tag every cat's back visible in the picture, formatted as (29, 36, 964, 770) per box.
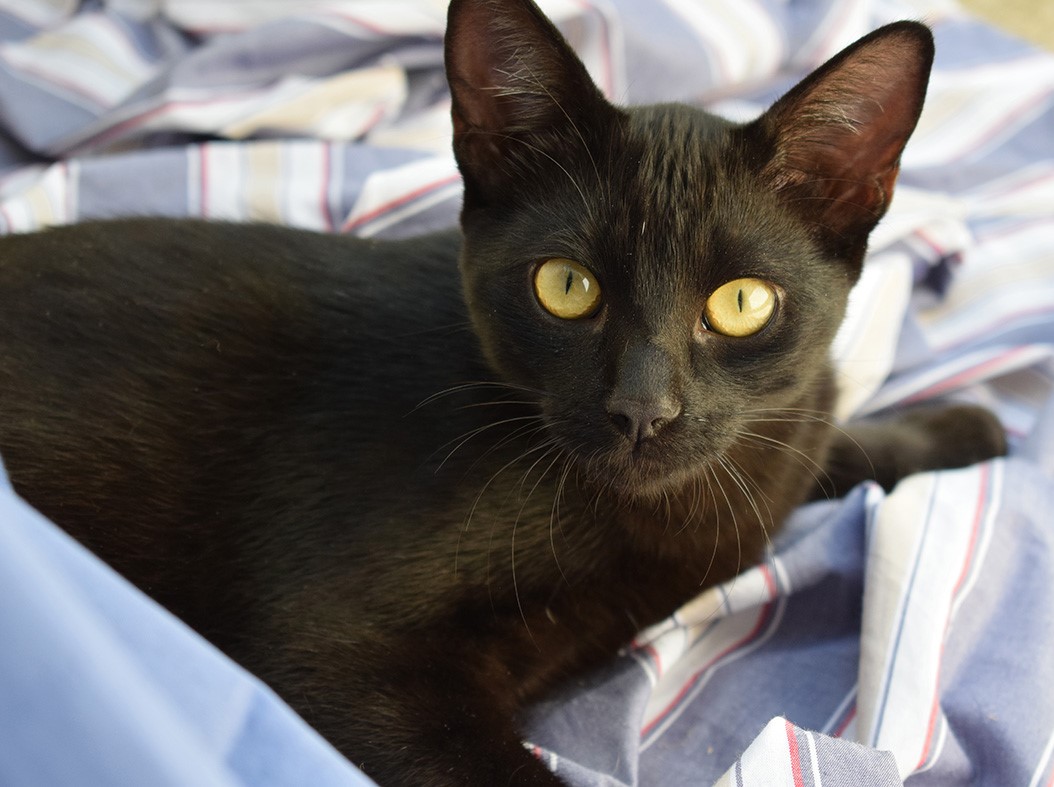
(4, 215, 470, 375)
(0, 219, 479, 627)
(0, 219, 471, 436)
(0, 218, 465, 358)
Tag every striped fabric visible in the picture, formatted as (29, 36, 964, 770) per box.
(0, 1, 1052, 785)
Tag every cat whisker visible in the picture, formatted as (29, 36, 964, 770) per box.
(672, 474, 704, 537)
(411, 380, 548, 413)
(661, 487, 673, 535)
(714, 452, 778, 585)
(394, 320, 475, 339)
(505, 55, 606, 206)
(723, 453, 775, 535)
(432, 414, 544, 473)
(687, 474, 704, 523)
(464, 420, 551, 477)
(737, 429, 835, 498)
(741, 406, 832, 416)
(698, 465, 723, 586)
(464, 436, 564, 538)
(515, 440, 564, 497)
(469, 129, 595, 221)
(458, 399, 542, 410)
(709, 457, 743, 589)
(510, 443, 568, 646)
(456, 435, 563, 579)
(459, 421, 561, 483)
(548, 450, 578, 588)
(742, 407, 876, 480)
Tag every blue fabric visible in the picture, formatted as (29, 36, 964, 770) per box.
(0, 459, 372, 787)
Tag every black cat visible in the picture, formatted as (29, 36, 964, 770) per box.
(0, 0, 1005, 784)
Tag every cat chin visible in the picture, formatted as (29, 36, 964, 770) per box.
(581, 445, 713, 503)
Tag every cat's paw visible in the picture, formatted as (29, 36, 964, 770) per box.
(823, 403, 1007, 495)
(897, 403, 1007, 469)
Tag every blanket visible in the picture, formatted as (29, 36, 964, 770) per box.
(1, 0, 1052, 784)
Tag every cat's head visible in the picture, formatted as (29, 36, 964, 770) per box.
(444, 0, 933, 499)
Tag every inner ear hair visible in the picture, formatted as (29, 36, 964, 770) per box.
(444, 0, 616, 202)
(774, 23, 933, 174)
(752, 22, 935, 247)
(445, 0, 603, 136)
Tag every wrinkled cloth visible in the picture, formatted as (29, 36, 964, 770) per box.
(0, 0, 1052, 785)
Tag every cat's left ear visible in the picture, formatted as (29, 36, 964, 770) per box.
(444, 0, 618, 205)
(748, 22, 934, 264)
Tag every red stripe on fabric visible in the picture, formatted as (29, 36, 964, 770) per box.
(761, 562, 778, 595)
(641, 566, 778, 738)
(341, 174, 461, 233)
(914, 229, 948, 257)
(965, 88, 1054, 157)
(906, 346, 1034, 404)
(915, 669, 942, 766)
(327, 11, 403, 37)
(0, 58, 110, 107)
(979, 215, 1054, 243)
(570, 0, 614, 98)
(361, 103, 386, 136)
(833, 705, 856, 739)
(785, 719, 806, 787)
(981, 167, 1054, 201)
(644, 643, 663, 676)
(71, 89, 268, 153)
(915, 464, 991, 771)
(940, 315, 1054, 358)
(181, 23, 245, 36)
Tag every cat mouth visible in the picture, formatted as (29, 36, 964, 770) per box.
(583, 439, 707, 500)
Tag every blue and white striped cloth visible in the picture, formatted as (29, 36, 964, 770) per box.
(0, 1, 1052, 785)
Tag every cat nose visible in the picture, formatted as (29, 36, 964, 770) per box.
(607, 397, 681, 443)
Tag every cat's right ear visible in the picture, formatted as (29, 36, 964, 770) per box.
(748, 22, 934, 267)
(444, 0, 616, 205)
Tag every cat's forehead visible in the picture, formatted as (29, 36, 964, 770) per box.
(591, 104, 775, 283)
(621, 104, 735, 204)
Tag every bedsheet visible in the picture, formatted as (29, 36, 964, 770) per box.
(0, 0, 1052, 784)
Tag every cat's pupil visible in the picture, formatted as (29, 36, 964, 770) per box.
(737, 288, 744, 312)
(565, 270, 574, 295)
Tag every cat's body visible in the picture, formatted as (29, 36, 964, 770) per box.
(0, 1, 1006, 785)
(1, 215, 813, 781)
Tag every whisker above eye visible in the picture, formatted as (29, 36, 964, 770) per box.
(466, 129, 595, 221)
(507, 56, 607, 207)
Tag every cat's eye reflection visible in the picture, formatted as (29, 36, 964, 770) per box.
(534, 258, 602, 319)
(703, 278, 777, 337)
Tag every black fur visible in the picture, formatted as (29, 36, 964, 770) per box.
(0, 1, 1005, 785)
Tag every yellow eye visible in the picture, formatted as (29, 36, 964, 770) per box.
(534, 258, 602, 319)
(704, 278, 777, 337)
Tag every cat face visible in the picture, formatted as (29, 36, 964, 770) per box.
(445, 0, 933, 498)
(456, 105, 851, 497)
